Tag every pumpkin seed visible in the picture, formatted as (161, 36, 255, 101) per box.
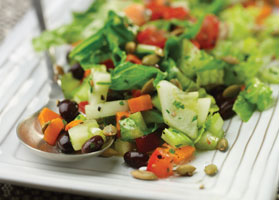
(170, 28, 184, 36)
(142, 54, 160, 66)
(218, 22, 229, 40)
(176, 164, 196, 176)
(155, 47, 164, 57)
(204, 164, 218, 176)
(55, 65, 65, 75)
(100, 148, 120, 157)
(221, 56, 240, 65)
(170, 79, 183, 90)
(103, 124, 117, 136)
(125, 41, 136, 54)
(41, 121, 51, 134)
(222, 84, 241, 98)
(216, 138, 229, 152)
(131, 170, 158, 180)
(272, 30, 279, 37)
(141, 78, 155, 94)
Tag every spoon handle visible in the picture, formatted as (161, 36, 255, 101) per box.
(32, 0, 63, 99)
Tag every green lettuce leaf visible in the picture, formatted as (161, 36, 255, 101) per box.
(233, 92, 256, 122)
(70, 11, 136, 67)
(110, 62, 166, 91)
(233, 78, 273, 121)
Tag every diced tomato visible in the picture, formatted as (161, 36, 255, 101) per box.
(195, 14, 220, 49)
(131, 89, 142, 98)
(126, 54, 142, 64)
(163, 7, 189, 20)
(136, 132, 161, 153)
(137, 27, 167, 48)
(101, 59, 115, 69)
(147, 147, 174, 178)
(124, 4, 146, 26)
(78, 101, 88, 114)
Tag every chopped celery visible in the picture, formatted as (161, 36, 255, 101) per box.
(259, 64, 279, 84)
(162, 128, 193, 148)
(61, 73, 80, 99)
(72, 77, 91, 103)
(151, 95, 162, 111)
(195, 131, 220, 150)
(205, 113, 224, 138)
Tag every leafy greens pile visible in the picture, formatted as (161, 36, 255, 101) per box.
(33, 0, 279, 123)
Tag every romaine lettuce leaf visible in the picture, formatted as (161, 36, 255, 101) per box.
(233, 78, 273, 121)
(70, 11, 136, 67)
(233, 92, 256, 122)
(110, 62, 166, 91)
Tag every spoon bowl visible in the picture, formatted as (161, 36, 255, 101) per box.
(17, 105, 114, 162)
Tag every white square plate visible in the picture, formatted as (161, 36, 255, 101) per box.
(1, 1, 278, 199)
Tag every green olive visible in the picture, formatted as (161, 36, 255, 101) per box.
(125, 41, 136, 53)
(142, 54, 160, 66)
(216, 138, 229, 152)
(204, 164, 218, 176)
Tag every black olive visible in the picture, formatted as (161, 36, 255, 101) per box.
(57, 130, 74, 154)
(70, 63, 84, 80)
(58, 99, 79, 122)
(81, 135, 104, 154)
(124, 151, 149, 169)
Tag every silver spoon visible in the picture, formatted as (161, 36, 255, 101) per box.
(16, 0, 114, 162)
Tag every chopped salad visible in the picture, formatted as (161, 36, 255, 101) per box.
(33, 0, 279, 179)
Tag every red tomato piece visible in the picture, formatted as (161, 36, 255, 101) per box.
(137, 27, 167, 48)
(163, 7, 189, 20)
(147, 147, 174, 178)
(136, 132, 161, 153)
(195, 14, 220, 49)
(126, 54, 142, 64)
(101, 59, 115, 69)
(78, 101, 88, 114)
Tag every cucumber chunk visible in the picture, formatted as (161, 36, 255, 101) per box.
(162, 128, 193, 148)
(157, 80, 199, 139)
(120, 112, 147, 141)
(206, 113, 224, 138)
(89, 71, 111, 104)
(197, 98, 211, 126)
(68, 120, 100, 151)
(86, 100, 129, 119)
